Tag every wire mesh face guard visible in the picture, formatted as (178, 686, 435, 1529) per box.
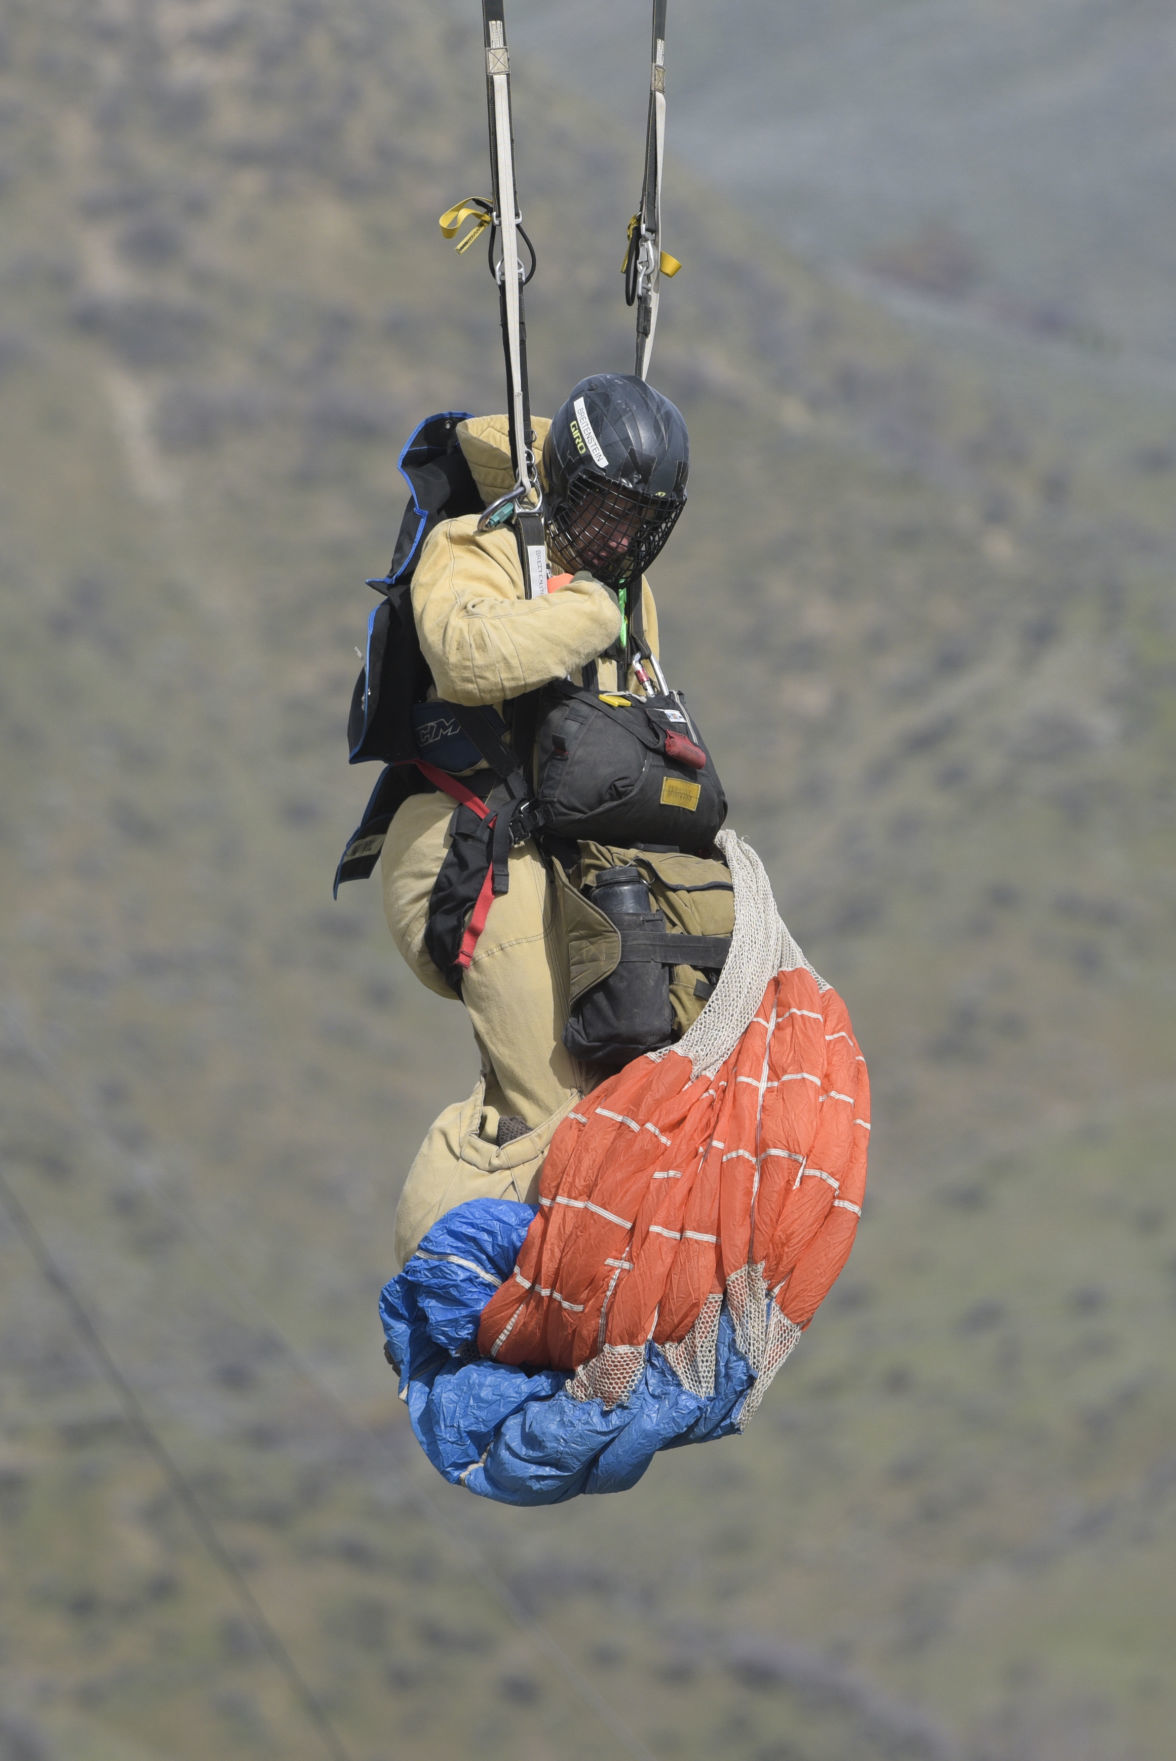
(546, 471, 685, 590)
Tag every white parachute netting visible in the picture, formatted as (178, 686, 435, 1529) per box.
(737, 1303, 803, 1431)
(660, 1291, 723, 1398)
(569, 1285, 802, 1425)
(672, 831, 826, 1083)
(725, 1262, 769, 1372)
(568, 1341, 647, 1408)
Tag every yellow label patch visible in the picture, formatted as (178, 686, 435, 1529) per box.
(660, 778, 701, 811)
(598, 694, 632, 708)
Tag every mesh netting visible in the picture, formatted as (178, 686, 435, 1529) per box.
(737, 1304, 803, 1431)
(661, 1291, 723, 1398)
(726, 1262, 769, 1372)
(570, 1281, 803, 1425)
(546, 471, 684, 590)
(568, 1341, 647, 1408)
(668, 830, 826, 1082)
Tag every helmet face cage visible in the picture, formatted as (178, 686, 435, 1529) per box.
(547, 471, 685, 590)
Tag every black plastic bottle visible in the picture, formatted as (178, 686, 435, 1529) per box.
(563, 864, 675, 1069)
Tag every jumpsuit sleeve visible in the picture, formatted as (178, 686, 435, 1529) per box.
(413, 516, 622, 707)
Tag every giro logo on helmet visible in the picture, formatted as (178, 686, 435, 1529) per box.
(572, 396, 610, 468)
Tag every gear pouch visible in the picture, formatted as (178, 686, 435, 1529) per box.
(552, 842, 735, 1071)
(530, 683, 727, 853)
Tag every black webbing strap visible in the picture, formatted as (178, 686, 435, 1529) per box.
(490, 773, 531, 885)
(616, 929, 732, 968)
(481, 2, 529, 488)
(332, 761, 432, 895)
(512, 506, 549, 602)
(446, 701, 522, 783)
(478, 1, 548, 599)
(626, 0, 671, 380)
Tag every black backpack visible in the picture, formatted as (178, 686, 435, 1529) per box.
(334, 411, 487, 893)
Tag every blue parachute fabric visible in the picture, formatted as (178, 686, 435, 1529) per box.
(380, 1197, 757, 1505)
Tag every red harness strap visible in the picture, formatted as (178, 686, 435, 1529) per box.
(415, 760, 503, 973)
(455, 866, 499, 972)
(415, 760, 493, 817)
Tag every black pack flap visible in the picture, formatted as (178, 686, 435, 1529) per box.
(346, 411, 485, 767)
(333, 763, 431, 893)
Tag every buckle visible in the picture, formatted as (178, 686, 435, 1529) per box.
(509, 798, 543, 845)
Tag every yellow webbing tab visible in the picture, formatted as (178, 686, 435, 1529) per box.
(439, 199, 493, 255)
(622, 215, 682, 277)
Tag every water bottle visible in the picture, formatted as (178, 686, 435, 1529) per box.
(564, 864, 674, 1069)
(593, 864, 652, 923)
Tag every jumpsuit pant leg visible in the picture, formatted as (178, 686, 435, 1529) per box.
(380, 789, 591, 1265)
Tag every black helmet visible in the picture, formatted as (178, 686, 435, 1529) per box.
(543, 373, 689, 589)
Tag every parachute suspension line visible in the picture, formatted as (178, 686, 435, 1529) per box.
(477, 0, 548, 597)
(624, 0, 681, 381)
(445, 6, 683, 582)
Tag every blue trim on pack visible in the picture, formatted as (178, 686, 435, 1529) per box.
(345, 601, 384, 763)
(391, 409, 473, 587)
(380, 1198, 759, 1504)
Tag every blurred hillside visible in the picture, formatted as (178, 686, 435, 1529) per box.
(514, 0, 1176, 367)
(1, 3, 1174, 1760)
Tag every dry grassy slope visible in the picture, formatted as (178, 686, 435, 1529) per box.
(1, 3, 1174, 1760)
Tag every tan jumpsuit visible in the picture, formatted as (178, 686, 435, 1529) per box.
(380, 418, 661, 1265)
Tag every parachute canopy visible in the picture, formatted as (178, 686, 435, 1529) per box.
(381, 834, 869, 1503)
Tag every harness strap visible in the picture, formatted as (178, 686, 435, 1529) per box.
(420, 764, 537, 984)
(615, 930, 732, 969)
(624, 0, 676, 380)
(474, 2, 549, 599)
(481, 3, 531, 493)
(455, 867, 499, 973)
(415, 760, 494, 816)
(448, 701, 523, 781)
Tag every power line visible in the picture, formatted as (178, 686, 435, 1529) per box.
(0, 1004, 661, 1761)
(0, 1165, 355, 1761)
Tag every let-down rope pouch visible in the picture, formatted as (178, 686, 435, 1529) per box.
(528, 682, 727, 854)
(552, 842, 735, 1070)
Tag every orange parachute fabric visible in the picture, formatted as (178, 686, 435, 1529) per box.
(478, 836, 869, 1414)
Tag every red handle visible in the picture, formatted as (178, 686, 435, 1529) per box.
(664, 730, 707, 770)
